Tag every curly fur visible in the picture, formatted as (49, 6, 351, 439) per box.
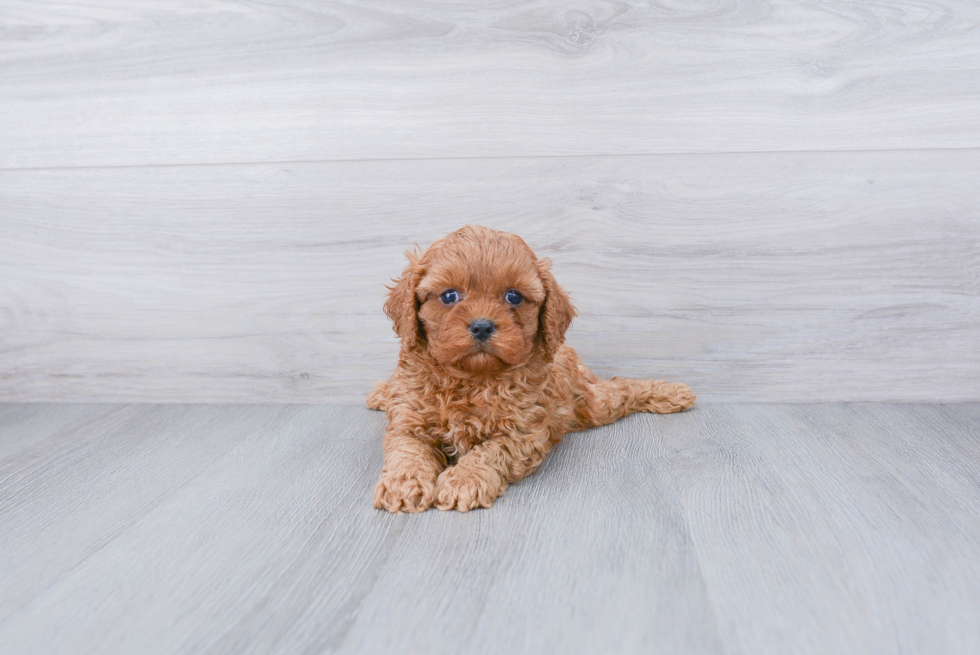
(369, 226, 695, 512)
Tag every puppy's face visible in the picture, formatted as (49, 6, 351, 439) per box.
(416, 237, 544, 375)
(384, 226, 575, 376)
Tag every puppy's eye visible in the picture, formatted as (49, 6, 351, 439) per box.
(439, 289, 460, 305)
(504, 289, 524, 306)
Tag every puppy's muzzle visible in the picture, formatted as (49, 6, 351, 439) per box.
(468, 318, 496, 342)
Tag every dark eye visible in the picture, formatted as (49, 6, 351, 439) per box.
(439, 289, 460, 305)
(504, 289, 524, 306)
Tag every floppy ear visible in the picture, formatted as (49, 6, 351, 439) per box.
(383, 249, 425, 352)
(536, 258, 576, 361)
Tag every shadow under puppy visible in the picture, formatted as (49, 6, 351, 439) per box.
(368, 225, 695, 512)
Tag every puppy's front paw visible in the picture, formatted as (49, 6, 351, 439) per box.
(365, 381, 388, 411)
(373, 468, 437, 513)
(434, 465, 502, 512)
(646, 381, 697, 414)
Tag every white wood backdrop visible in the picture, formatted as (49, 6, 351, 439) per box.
(1, 0, 978, 402)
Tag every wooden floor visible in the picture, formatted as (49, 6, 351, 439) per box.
(1, 403, 978, 654)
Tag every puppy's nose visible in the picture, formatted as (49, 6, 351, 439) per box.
(468, 318, 496, 341)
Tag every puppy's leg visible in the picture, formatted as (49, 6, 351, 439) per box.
(365, 381, 389, 411)
(434, 430, 554, 512)
(374, 413, 445, 513)
(581, 377, 695, 428)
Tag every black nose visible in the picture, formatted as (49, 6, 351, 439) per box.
(468, 318, 496, 341)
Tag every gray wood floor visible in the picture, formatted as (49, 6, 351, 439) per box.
(1, 402, 978, 654)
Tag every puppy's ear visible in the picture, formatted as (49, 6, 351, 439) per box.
(536, 258, 576, 361)
(384, 249, 425, 352)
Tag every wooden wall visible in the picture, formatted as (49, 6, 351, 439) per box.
(1, 0, 978, 402)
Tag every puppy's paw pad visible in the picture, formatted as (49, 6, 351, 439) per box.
(373, 471, 436, 513)
(433, 467, 498, 512)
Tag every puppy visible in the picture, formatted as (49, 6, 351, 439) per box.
(368, 225, 695, 512)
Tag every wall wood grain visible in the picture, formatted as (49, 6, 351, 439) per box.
(1, 0, 979, 168)
(2, 150, 977, 402)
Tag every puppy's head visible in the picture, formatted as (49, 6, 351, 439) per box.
(384, 225, 575, 376)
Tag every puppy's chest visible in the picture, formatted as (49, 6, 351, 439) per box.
(427, 390, 514, 458)
(431, 405, 492, 456)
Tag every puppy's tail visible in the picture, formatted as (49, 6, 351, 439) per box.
(366, 381, 390, 411)
(581, 378, 695, 428)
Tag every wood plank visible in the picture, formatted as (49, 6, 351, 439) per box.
(664, 404, 980, 655)
(0, 405, 401, 654)
(2, 403, 978, 653)
(0, 405, 404, 653)
(2, 150, 977, 402)
(0, 404, 721, 655)
(2, 0, 979, 168)
(335, 412, 721, 655)
(0, 404, 117, 460)
(0, 404, 300, 619)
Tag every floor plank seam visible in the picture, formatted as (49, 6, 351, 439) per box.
(654, 412, 732, 655)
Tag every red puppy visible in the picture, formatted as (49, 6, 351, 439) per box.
(368, 226, 695, 512)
